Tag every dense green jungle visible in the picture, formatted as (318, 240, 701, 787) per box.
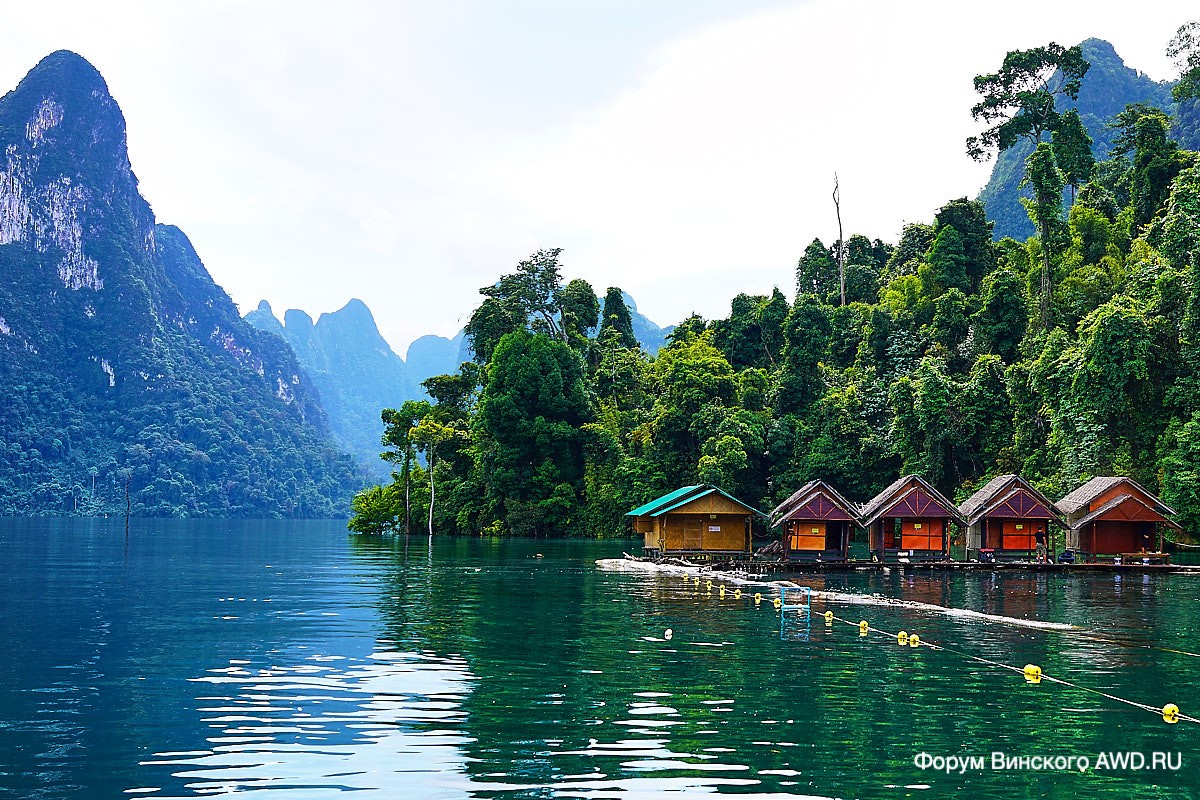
(0, 52, 362, 518)
(351, 32, 1200, 541)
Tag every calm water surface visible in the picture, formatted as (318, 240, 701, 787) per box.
(1, 518, 1198, 799)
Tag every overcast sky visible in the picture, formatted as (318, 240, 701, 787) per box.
(1, 1, 1195, 355)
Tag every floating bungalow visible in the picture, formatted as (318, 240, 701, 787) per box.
(959, 475, 1065, 562)
(629, 484, 762, 559)
(769, 480, 860, 562)
(861, 475, 964, 563)
(1054, 477, 1181, 562)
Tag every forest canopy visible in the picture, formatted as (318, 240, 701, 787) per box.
(352, 29, 1200, 539)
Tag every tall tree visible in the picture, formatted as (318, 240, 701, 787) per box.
(466, 248, 576, 363)
(1051, 109, 1095, 203)
(380, 400, 432, 534)
(1022, 143, 1068, 327)
(1168, 20, 1200, 102)
(599, 287, 638, 349)
(476, 329, 592, 536)
(967, 43, 1089, 161)
(559, 277, 600, 348)
(777, 296, 831, 413)
(1127, 109, 1185, 231)
(410, 416, 457, 538)
(932, 198, 996, 292)
(922, 225, 970, 296)
(796, 238, 837, 301)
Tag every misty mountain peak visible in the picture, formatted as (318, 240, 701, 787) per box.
(1, 49, 133, 182)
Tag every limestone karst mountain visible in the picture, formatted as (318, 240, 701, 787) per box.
(979, 38, 1200, 239)
(0, 51, 362, 516)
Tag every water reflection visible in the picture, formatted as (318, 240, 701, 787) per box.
(4, 521, 1198, 799)
(143, 650, 484, 798)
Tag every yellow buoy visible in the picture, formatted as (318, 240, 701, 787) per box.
(1023, 664, 1042, 684)
(734, 588, 742, 599)
(705, 580, 713, 589)
(1163, 703, 1180, 724)
(824, 610, 834, 625)
(719, 585, 726, 598)
(754, 593, 762, 604)
(897, 631, 909, 645)
(773, 597, 782, 609)
(694, 577, 700, 586)
(859, 620, 869, 636)
(908, 634, 920, 648)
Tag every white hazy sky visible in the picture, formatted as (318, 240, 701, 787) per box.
(1, 1, 1195, 355)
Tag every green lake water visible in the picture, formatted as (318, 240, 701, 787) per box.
(1, 518, 1197, 799)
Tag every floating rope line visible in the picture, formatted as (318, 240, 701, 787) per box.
(820, 610, 1200, 725)
(670, 570, 1197, 724)
(1065, 631, 1200, 659)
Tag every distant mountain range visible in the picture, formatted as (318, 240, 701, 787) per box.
(245, 292, 673, 474)
(0, 51, 362, 516)
(980, 38, 1200, 240)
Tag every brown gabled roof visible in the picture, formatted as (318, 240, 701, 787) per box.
(958, 474, 1020, 520)
(769, 480, 818, 526)
(1055, 477, 1176, 517)
(1071, 493, 1183, 532)
(860, 474, 965, 527)
(769, 480, 861, 527)
(958, 474, 1066, 528)
(858, 474, 913, 521)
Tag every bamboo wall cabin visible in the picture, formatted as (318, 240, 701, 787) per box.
(861, 475, 963, 563)
(959, 475, 1065, 562)
(1054, 477, 1181, 562)
(628, 484, 761, 559)
(769, 480, 860, 562)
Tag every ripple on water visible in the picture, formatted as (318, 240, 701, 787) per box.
(138, 650, 491, 799)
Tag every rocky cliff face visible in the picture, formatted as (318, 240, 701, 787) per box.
(0, 51, 361, 517)
(244, 287, 673, 478)
(246, 298, 413, 477)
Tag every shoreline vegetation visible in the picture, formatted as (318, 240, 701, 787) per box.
(343, 30, 1200, 542)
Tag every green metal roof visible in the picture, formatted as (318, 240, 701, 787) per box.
(626, 484, 765, 518)
(625, 485, 704, 517)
